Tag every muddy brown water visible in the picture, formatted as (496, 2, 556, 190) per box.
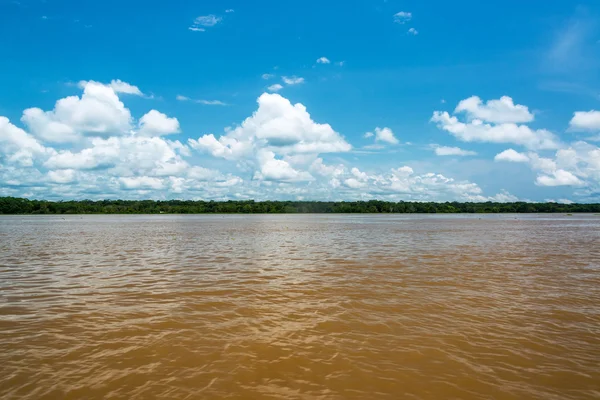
(0, 214, 599, 399)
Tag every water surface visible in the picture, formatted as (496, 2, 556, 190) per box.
(1, 214, 599, 399)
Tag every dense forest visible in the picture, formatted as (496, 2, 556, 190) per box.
(1, 197, 599, 214)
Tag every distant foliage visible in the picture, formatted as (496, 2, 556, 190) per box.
(0, 197, 599, 214)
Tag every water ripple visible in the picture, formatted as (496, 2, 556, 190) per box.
(0, 214, 599, 399)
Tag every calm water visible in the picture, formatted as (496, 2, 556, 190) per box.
(1, 214, 599, 399)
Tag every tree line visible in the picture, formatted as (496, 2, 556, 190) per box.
(1, 197, 599, 214)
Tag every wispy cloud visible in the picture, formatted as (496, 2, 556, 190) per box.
(407, 27, 418, 35)
(394, 11, 412, 24)
(432, 145, 477, 156)
(538, 80, 600, 99)
(262, 73, 275, 80)
(546, 10, 598, 73)
(189, 14, 222, 32)
(282, 76, 305, 85)
(316, 57, 330, 64)
(177, 95, 228, 106)
(225, 9, 234, 13)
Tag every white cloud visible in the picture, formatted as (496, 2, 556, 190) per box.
(454, 96, 534, 124)
(262, 73, 274, 80)
(528, 153, 557, 173)
(138, 110, 180, 136)
(492, 141, 600, 193)
(337, 61, 345, 67)
(107, 79, 143, 96)
(48, 169, 77, 184)
(197, 99, 227, 106)
(394, 11, 412, 24)
(363, 132, 374, 139)
(192, 15, 221, 27)
(546, 15, 597, 74)
(78, 79, 143, 96)
(494, 149, 529, 162)
(44, 136, 188, 179)
(6, 76, 600, 202)
(536, 169, 583, 186)
(254, 150, 313, 182)
(368, 127, 398, 145)
(310, 158, 345, 177)
(316, 57, 331, 64)
(189, 133, 252, 160)
(282, 76, 305, 85)
(22, 80, 133, 142)
(189, 14, 222, 31)
(119, 176, 165, 190)
(569, 110, 600, 131)
(431, 110, 560, 150)
(407, 28, 418, 35)
(434, 146, 477, 156)
(344, 178, 366, 189)
(225, 9, 234, 13)
(189, 93, 350, 181)
(176, 95, 227, 106)
(0, 116, 52, 166)
(20, 108, 78, 143)
(267, 84, 283, 92)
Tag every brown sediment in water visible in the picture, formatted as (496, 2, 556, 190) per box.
(0, 214, 599, 399)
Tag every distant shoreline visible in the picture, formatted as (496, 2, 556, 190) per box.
(1, 197, 599, 214)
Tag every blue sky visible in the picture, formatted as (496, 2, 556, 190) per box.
(1, 0, 600, 202)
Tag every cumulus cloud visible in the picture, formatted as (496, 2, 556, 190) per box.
(536, 170, 583, 186)
(4, 77, 598, 202)
(48, 169, 77, 184)
(407, 28, 418, 35)
(310, 158, 345, 177)
(119, 176, 165, 190)
(455, 96, 534, 124)
(79, 79, 143, 96)
(190, 93, 350, 161)
(44, 136, 188, 175)
(21, 80, 133, 143)
(316, 57, 330, 64)
(0, 116, 53, 166)
(138, 110, 180, 136)
(494, 149, 529, 162)
(394, 11, 412, 24)
(431, 108, 560, 150)
(493, 141, 600, 192)
(434, 146, 476, 156)
(189, 93, 350, 182)
(254, 150, 313, 182)
(569, 110, 600, 131)
(365, 127, 399, 145)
